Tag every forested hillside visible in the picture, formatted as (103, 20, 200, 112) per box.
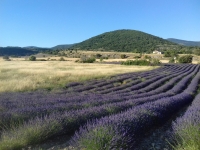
(52, 44, 75, 50)
(0, 47, 38, 56)
(71, 29, 177, 53)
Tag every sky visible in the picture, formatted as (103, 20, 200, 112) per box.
(0, 0, 200, 47)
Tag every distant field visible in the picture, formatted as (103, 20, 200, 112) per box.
(0, 60, 156, 93)
(2, 51, 200, 63)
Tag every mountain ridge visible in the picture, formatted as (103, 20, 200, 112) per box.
(51, 44, 75, 50)
(166, 38, 200, 47)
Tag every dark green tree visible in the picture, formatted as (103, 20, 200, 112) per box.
(29, 56, 36, 61)
(3, 55, 9, 60)
(178, 55, 193, 63)
(120, 54, 127, 59)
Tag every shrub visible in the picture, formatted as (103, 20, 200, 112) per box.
(122, 60, 150, 66)
(79, 57, 96, 63)
(122, 59, 161, 66)
(164, 50, 178, 57)
(103, 57, 108, 59)
(120, 54, 127, 59)
(75, 59, 79, 63)
(144, 55, 151, 60)
(59, 57, 65, 61)
(134, 55, 141, 59)
(3, 56, 11, 61)
(168, 56, 178, 63)
(95, 54, 102, 59)
(3, 56, 9, 60)
(193, 49, 200, 56)
(169, 57, 175, 63)
(178, 55, 193, 63)
(29, 56, 36, 61)
(150, 58, 161, 66)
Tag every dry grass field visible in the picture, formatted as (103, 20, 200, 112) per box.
(1, 52, 199, 93)
(0, 60, 157, 93)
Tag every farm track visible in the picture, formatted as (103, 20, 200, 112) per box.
(0, 64, 200, 150)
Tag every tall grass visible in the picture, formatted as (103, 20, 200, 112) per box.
(0, 115, 62, 150)
(172, 125, 200, 150)
(0, 60, 156, 92)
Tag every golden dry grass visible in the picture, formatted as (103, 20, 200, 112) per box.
(0, 60, 157, 93)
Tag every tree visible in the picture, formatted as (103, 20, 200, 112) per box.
(3, 55, 10, 60)
(29, 56, 36, 61)
(169, 57, 175, 63)
(178, 55, 193, 63)
(96, 53, 102, 59)
(193, 49, 200, 56)
(150, 58, 161, 66)
(120, 54, 127, 59)
(164, 50, 178, 57)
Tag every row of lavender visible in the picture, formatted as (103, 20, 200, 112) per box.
(0, 64, 194, 111)
(170, 92, 200, 149)
(70, 66, 200, 149)
(65, 64, 192, 94)
(96, 64, 194, 95)
(0, 64, 199, 149)
(0, 64, 198, 134)
(0, 65, 188, 118)
(0, 64, 197, 131)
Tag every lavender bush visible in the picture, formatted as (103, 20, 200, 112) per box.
(0, 64, 199, 149)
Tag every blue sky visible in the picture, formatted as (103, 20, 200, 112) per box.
(0, 0, 199, 47)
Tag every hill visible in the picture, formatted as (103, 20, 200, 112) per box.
(167, 38, 200, 47)
(52, 44, 75, 50)
(0, 47, 38, 56)
(71, 29, 177, 53)
(23, 46, 43, 49)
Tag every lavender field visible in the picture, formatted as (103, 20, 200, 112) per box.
(0, 64, 200, 150)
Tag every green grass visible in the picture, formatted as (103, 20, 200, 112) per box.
(172, 124, 200, 150)
(0, 116, 62, 150)
(74, 126, 115, 150)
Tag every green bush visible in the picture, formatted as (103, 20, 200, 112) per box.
(144, 55, 151, 60)
(120, 54, 127, 59)
(95, 54, 102, 59)
(169, 57, 175, 63)
(3, 56, 11, 61)
(122, 59, 161, 66)
(134, 55, 141, 59)
(193, 49, 200, 56)
(3, 56, 9, 60)
(178, 55, 193, 63)
(164, 50, 178, 57)
(151, 58, 161, 66)
(122, 60, 150, 66)
(29, 56, 36, 61)
(79, 57, 96, 63)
